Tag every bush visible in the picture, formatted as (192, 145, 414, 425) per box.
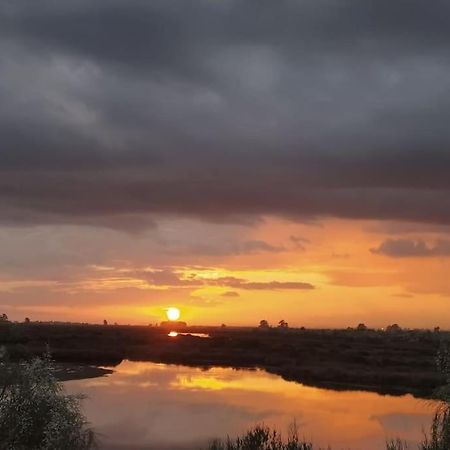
(0, 353, 97, 450)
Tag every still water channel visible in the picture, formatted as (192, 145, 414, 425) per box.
(66, 360, 434, 450)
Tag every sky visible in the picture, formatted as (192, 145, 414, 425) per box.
(0, 0, 449, 328)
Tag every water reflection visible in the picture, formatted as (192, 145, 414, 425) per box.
(65, 361, 434, 450)
(168, 331, 210, 338)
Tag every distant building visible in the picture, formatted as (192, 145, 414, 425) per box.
(160, 321, 187, 329)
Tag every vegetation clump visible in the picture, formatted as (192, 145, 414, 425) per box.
(418, 343, 450, 450)
(420, 407, 450, 450)
(385, 439, 409, 450)
(0, 352, 97, 450)
(208, 424, 315, 450)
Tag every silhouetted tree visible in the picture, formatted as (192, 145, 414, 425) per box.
(386, 323, 402, 333)
(0, 314, 8, 323)
(278, 320, 289, 328)
(103, 320, 108, 326)
(356, 323, 367, 331)
(221, 323, 227, 328)
(259, 320, 270, 329)
(24, 317, 31, 324)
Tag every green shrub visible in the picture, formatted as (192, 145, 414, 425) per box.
(0, 353, 97, 450)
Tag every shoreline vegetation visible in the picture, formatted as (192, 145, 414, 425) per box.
(0, 321, 446, 397)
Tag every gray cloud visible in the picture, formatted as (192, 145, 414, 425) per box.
(289, 236, 310, 250)
(104, 268, 315, 291)
(139, 269, 201, 287)
(235, 240, 284, 254)
(1, 0, 450, 228)
(220, 291, 240, 298)
(176, 239, 285, 256)
(371, 239, 450, 257)
(210, 277, 315, 291)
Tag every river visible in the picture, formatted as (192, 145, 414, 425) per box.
(65, 360, 435, 450)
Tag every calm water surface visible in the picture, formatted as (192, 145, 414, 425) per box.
(66, 360, 435, 450)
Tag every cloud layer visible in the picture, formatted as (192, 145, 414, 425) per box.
(371, 239, 450, 258)
(1, 0, 450, 228)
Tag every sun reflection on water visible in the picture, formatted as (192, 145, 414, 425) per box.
(167, 331, 210, 338)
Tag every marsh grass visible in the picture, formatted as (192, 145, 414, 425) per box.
(386, 439, 409, 450)
(209, 409, 450, 450)
(419, 406, 450, 450)
(207, 423, 331, 450)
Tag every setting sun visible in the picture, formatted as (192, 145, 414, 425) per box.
(166, 307, 180, 321)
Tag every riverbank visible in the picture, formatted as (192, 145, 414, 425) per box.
(52, 363, 113, 381)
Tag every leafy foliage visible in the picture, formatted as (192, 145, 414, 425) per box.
(0, 353, 97, 450)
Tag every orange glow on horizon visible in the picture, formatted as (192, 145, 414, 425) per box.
(4, 217, 450, 330)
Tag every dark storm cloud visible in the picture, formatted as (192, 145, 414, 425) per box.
(1, 0, 450, 227)
(371, 238, 450, 258)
